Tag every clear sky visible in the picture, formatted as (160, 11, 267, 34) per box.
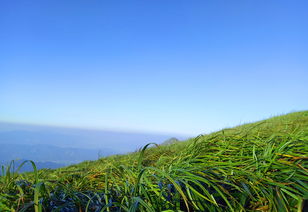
(0, 0, 307, 135)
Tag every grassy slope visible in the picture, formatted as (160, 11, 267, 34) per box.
(1, 111, 307, 211)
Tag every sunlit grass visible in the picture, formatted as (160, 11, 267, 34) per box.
(0, 111, 307, 211)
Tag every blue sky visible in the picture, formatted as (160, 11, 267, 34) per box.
(0, 0, 307, 135)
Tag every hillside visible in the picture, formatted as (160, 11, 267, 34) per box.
(1, 111, 307, 211)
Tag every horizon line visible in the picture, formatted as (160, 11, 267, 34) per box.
(0, 119, 195, 138)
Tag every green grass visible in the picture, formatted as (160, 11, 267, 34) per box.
(1, 111, 307, 211)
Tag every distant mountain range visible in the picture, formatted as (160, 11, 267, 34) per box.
(0, 122, 188, 170)
(0, 143, 112, 165)
(2, 159, 66, 173)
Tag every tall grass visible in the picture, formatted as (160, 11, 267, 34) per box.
(0, 111, 307, 211)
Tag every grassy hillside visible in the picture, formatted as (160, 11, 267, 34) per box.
(1, 111, 307, 211)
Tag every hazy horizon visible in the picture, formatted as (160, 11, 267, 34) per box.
(0, 120, 188, 168)
(0, 110, 305, 136)
(0, 120, 193, 137)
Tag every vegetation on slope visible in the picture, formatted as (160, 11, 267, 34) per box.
(1, 111, 307, 211)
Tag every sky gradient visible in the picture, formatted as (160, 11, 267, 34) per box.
(0, 0, 307, 135)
